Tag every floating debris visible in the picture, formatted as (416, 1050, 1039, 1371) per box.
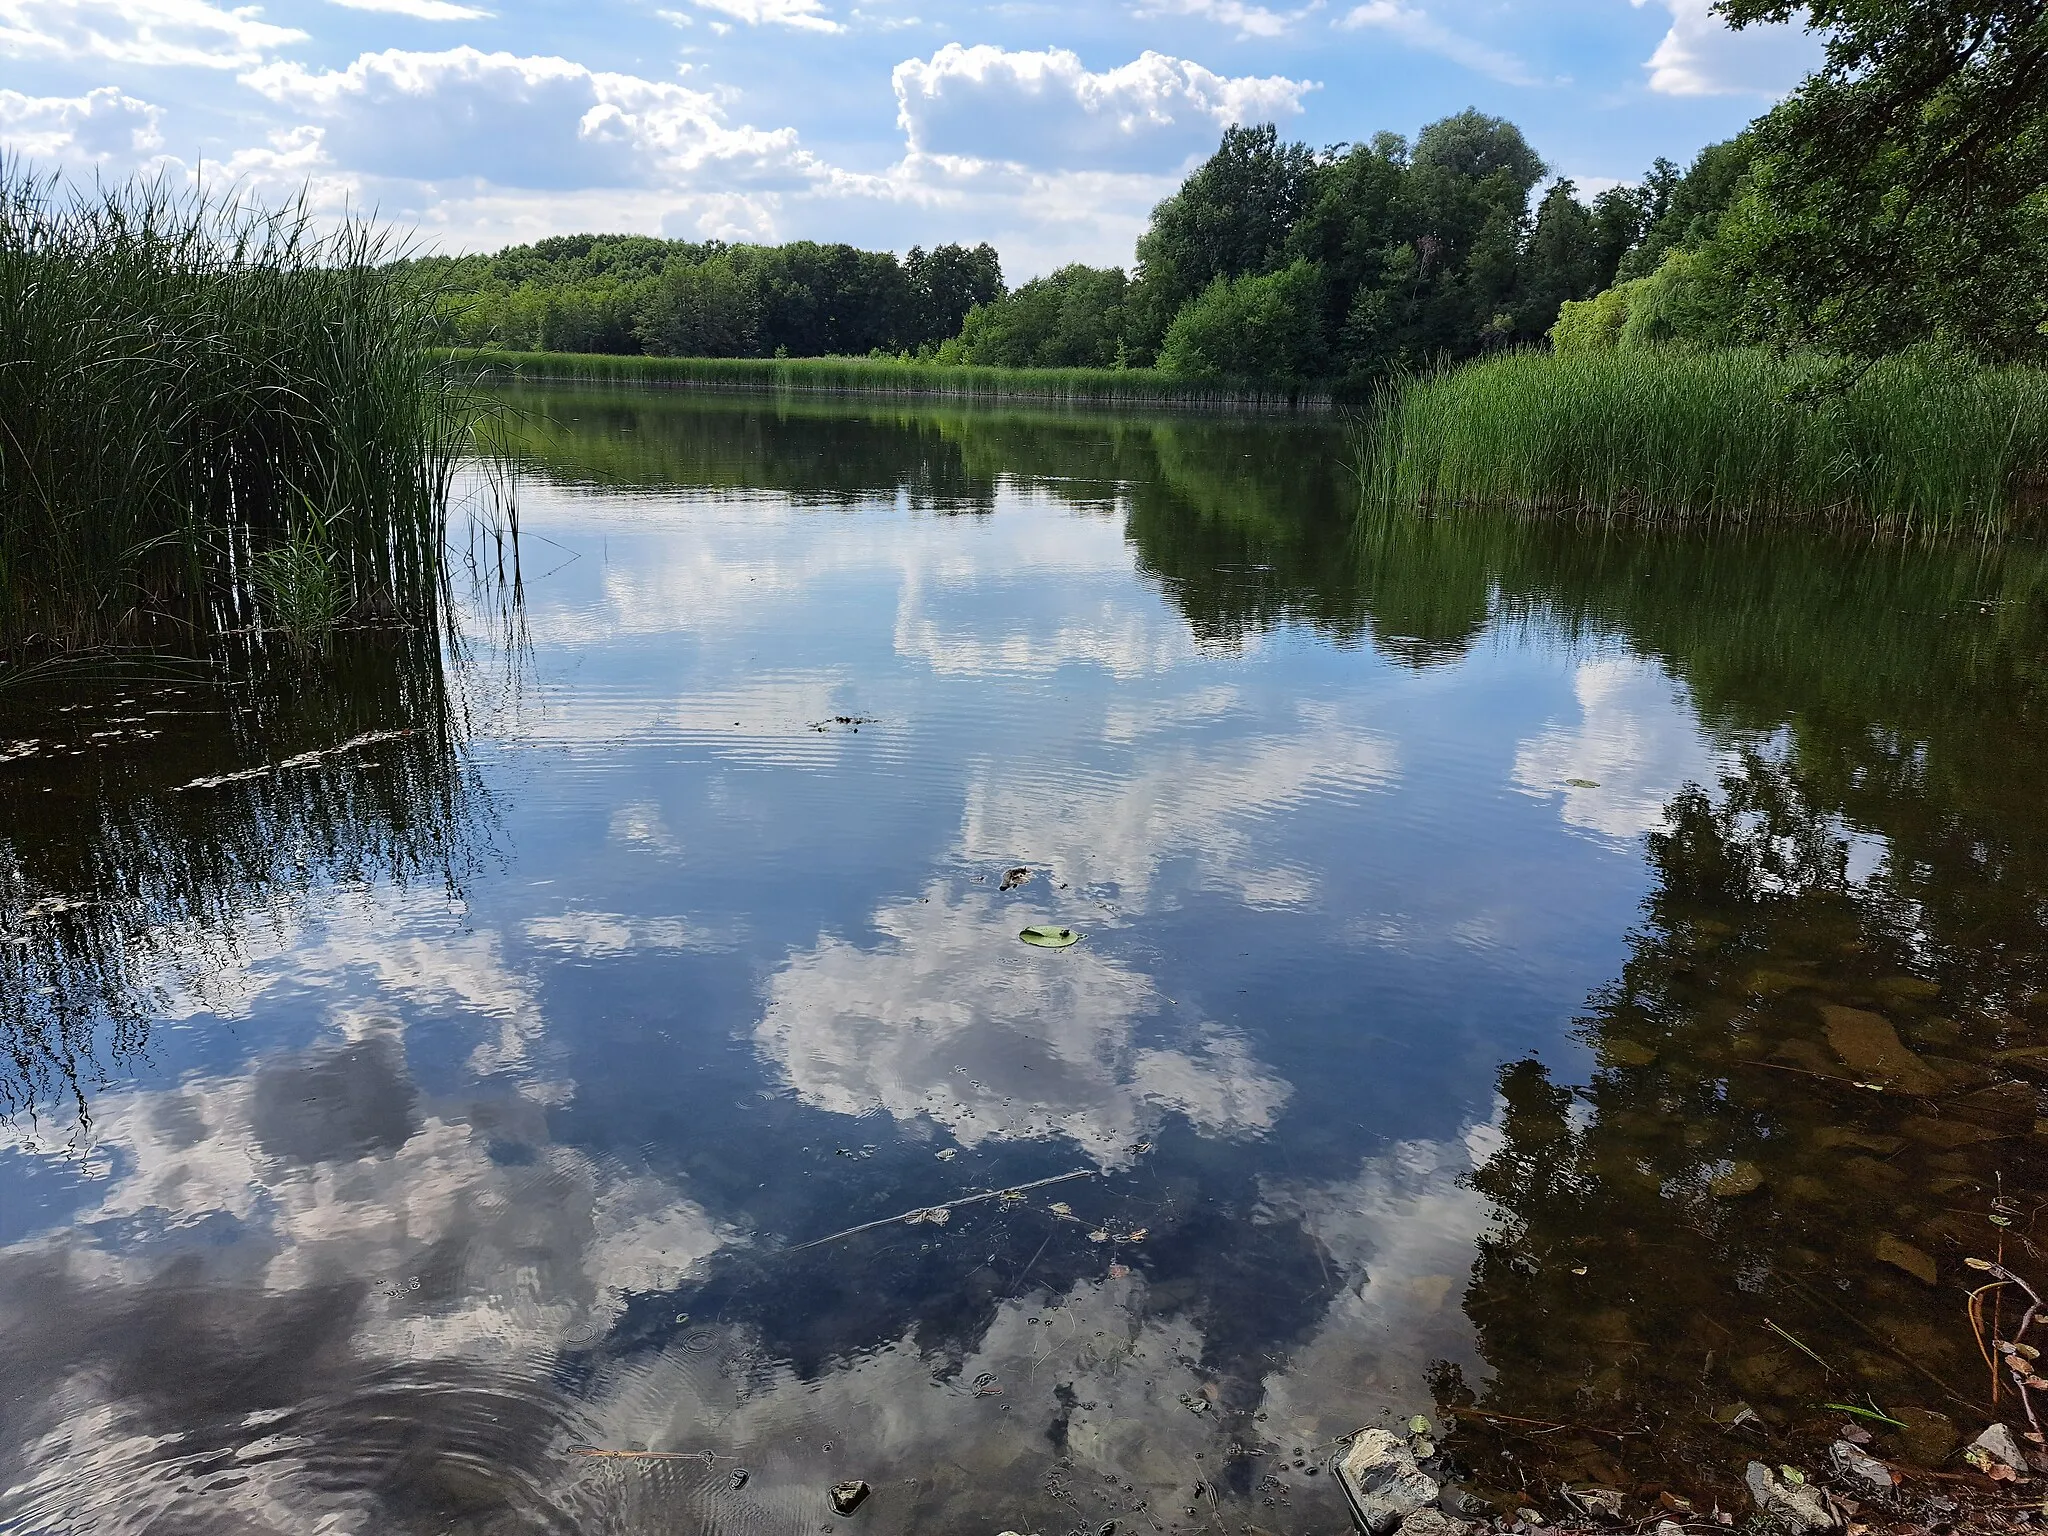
(1018, 925, 1078, 949)
(904, 1207, 951, 1227)
(935, 1148, 957, 1162)
(173, 729, 410, 792)
(999, 866, 1033, 891)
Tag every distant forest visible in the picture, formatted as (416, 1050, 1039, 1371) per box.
(413, 1, 2046, 388)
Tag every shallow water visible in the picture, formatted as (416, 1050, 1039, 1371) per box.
(5, 385, 2048, 1534)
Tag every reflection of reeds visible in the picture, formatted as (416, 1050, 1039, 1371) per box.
(0, 630, 491, 1134)
(0, 163, 488, 655)
(1359, 349, 2048, 534)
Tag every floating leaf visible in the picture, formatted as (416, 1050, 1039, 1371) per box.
(1564, 778, 1600, 789)
(1019, 925, 1079, 949)
(1409, 1416, 1432, 1435)
(1049, 1202, 1074, 1218)
(1089, 1229, 1110, 1243)
(905, 1206, 951, 1226)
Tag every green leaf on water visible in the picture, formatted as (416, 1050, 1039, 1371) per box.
(1019, 925, 1079, 949)
(1564, 778, 1600, 788)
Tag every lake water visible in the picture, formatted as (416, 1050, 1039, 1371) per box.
(5, 385, 2047, 1534)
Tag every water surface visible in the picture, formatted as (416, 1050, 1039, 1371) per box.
(5, 386, 2048, 1534)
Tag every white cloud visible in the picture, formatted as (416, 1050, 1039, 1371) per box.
(1134, 0, 1306, 40)
(1629, 0, 1819, 96)
(241, 47, 826, 192)
(0, 0, 302, 69)
(324, 0, 492, 20)
(687, 0, 842, 31)
(892, 44, 1315, 172)
(1335, 1, 1540, 86)
(1511, 654, 1723, 841)
(758, 882, 1290, 1164)
(0, 85, 162, 166)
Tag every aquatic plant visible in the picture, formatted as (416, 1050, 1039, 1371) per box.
(452, 348, 1328, 410)
(0, 162, 486, 656)
(1361, 347, 2048, 533)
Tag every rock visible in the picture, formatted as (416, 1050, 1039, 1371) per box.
(1399, 1509, 1471, 1536)
(1830, 1439, 1896, 1493)
(1338, 1429, 1442, 1536)
(1438, 1482, 1493, 1518)
(1819, 1006, 1944, 1093)
(1874, 1234, 1938, 1285)
(1655, 1521, 1687, 1536)
(829, 1480, 871, 1515)
(1892, 1407, 1958, 1465)
(1746, 1462, 1835, 1531)
(1711, 1161, 1766, 1198)
(1971, 1423, 2028, 1475)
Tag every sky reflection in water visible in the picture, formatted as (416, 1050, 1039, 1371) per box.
(7, 389, 2040, 1535)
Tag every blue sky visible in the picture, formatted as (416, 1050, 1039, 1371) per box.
(1, 0, 1820, 275)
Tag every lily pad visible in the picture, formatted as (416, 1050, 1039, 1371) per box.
(1019, 925, 1078, 949)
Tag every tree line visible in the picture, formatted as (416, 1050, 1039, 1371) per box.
(409, 237, 1002, 359)
(416, 0, 2045, 384)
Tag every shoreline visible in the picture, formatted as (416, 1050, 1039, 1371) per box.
(441, 348, 1336, 413)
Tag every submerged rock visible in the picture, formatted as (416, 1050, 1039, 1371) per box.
(1874, 1234, 1937, 1285)
(1710, 1161, 1765, 1198)
(828, 1480, 871, 1515)
(1339, 1430, 1441, 1536)
(1399, 1508, 1472, 1536)
(1819, 1005, 1944, 1093)
(1829, 1439, 1895, 1493)
(1745, 1462, 1834, 1532)
(1893, 1407, 1958, 1466)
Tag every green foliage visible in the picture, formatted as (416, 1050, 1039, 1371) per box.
(1709, 0, 2048, 361)
(1366, 347, 2048, 531)
(1156, 260, 1329, 385)
(1129, 124, 1316, 354)
(419, 235, 1001, 360)
(1550, 286, 1631, 354)
(0, 164, 481, 654)
(941, 265, 1129, 368)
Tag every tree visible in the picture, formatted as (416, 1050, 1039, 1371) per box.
(1129, 124, 1317, 356)
(904, 243, 1004, 347)
(1515, 181, 1604, 340)
(1706, 0, 2048, 358)
(943, 265, 1128, 368)
(638, 255, 760, 357)
(1155, 260, 1328, 384)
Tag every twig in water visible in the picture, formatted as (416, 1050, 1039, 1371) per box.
(784, 1169, 1097, 1254)
(1763, 1318, 1833, 1374)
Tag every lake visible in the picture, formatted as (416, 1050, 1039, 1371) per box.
(4, 384, 2045, 1534)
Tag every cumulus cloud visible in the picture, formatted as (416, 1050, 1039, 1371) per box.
(0, 85, 162, 167)
(687, 0, 842, 30)
(758, 882, 1290, 1164)
(1335, 1, 1540, 86)
(1510, 654, 1722, 841)
(241, 47, 827, 192)
(0, 0, 302, 69)
(1629, 0, 1819, 96)
(892, 44, 1315, 172)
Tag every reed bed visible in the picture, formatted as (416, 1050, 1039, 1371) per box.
(1364, 348, 2048, 534)
(451, 348, 1331, 411)
(0, 165, 482, 656)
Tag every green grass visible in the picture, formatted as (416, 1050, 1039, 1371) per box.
(1364, 348, 2048, 534)
(448, 347, 1330, 410)
(0, 164, 486, 656)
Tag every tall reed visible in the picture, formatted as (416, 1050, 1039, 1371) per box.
(451, 347, 1331, 411)
(1363, 348, 2048, 534)
(0, 163, 483, 655)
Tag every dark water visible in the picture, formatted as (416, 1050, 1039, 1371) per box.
(6, 385, 2048, 1534)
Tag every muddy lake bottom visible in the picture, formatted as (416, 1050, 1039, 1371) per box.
(4, 386, 2048, 1534)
